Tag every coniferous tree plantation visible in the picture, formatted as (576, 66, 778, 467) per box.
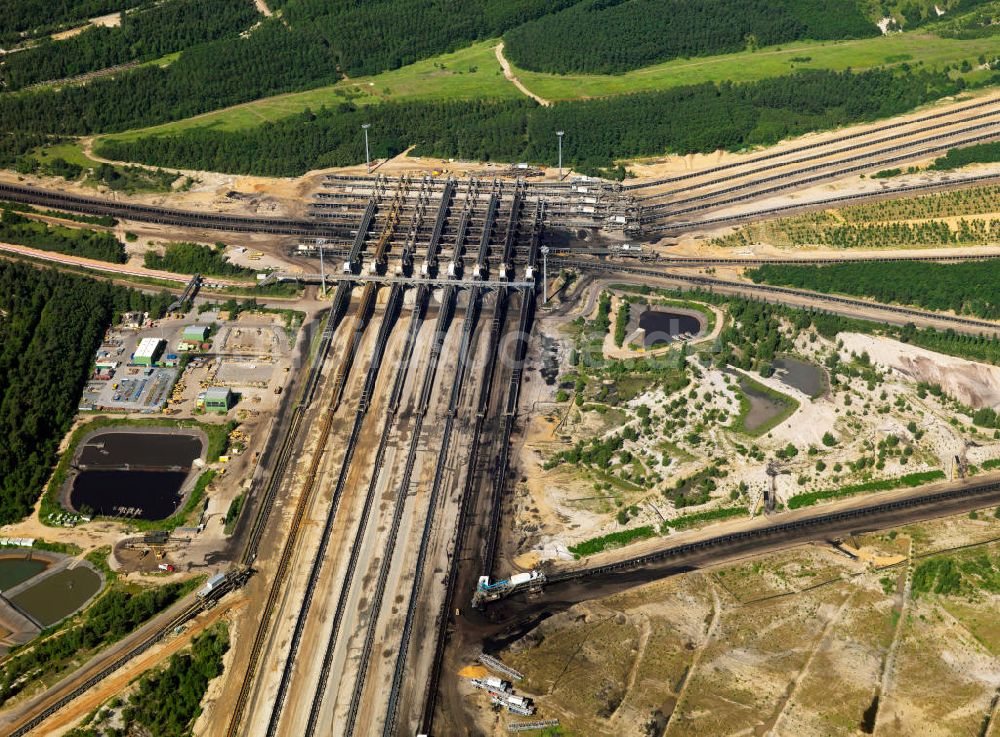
(0, 262, 173, 524)
(749, 260, 1000, 318)
(0, 0, 261, 90)
(96, 67, 965, 177)
(504, 0, 879, 75)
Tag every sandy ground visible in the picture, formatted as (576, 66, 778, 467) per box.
(475, 509, 1000, 737)
(840, 331, 1000, 409)
(511, 279, 1000, 562)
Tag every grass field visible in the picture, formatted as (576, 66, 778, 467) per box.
(514, 33, 1000, 100)
(96, 30, 1000, 150)
(100, 41, 517, 143)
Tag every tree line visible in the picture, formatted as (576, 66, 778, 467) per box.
(1, 0, 260, 90)
(145, 242, 253, 277)
(0, 262, 173, 524)
(749, 260, 1000, 319)
(504, 0, 878, 75)
(95, 66, 967, 177)
(0, 0, 144, 46)
(0, 0, 574, 136)
(930, 141, 1000, 170)
(0, 208, 125, 262)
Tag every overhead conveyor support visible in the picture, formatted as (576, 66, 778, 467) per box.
(474, 181, 501, 280)
(524, 200, 545, 281)
(420, 178, 455, 276)
(499, 180, 524, 280)
(448, 177, 479, 278)
(343, 182, 381, 273)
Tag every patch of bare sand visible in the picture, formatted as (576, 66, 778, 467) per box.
(839, 332, 1000, 409)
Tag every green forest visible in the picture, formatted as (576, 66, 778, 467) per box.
(930, 140, 1000, 169)
(0, 0, 145, 45)
(145, 242, 254, 277)
(0, 0, 260, 90)
(0, 208, 125, 262)
(504, 0, 878, 75)
(95, 66, 965, 176)
(748, 260, 1000, 318)
(0, 262, 173, 524)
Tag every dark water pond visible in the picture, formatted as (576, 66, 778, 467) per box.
(0, 557, 48, 591)
(638, 310, 702, 348)
(11, 566, 101, 627)
(740, 378, 790, 432)
(78, 431, 202, 469)
(773, 356, 825, 398)
(71, 469, 189, 520)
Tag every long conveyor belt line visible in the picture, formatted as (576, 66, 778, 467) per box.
(417, 287, 511, 736)
(227, 281, 357, 737)
(379, 286, 485, 737)
(335, 285, 457, 737)
(303, 284, 430, 735)
(265, 281, 399, 735)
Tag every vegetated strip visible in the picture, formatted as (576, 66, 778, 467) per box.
(748, 260, 1000, 321)
(94, 67, 968, 178)
(788, 470, 947, 509)
(930, 140, 1000, 170)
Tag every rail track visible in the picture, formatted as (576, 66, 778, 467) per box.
(263, 281, 396, 735)
(226, 281, 364, 737)
(0, 182, 352, 238)
(337, 284, 458, 737)
(557, 259, 1000, 334)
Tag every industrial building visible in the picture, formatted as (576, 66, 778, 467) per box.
(132, 338, 165, 367)
(201, 386, 234, 413)
(182, 325, 210, 342)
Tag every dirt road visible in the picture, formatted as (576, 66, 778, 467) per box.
(495, 42, 550, 107)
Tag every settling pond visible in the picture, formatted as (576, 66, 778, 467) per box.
(68, 429, 205, 521)
(634, 306, 705, 348)
(0, 555, 49, 591)
(10, 566, 102, 627)
(773, 356, 826, 398)
(738, 376, 793, 433)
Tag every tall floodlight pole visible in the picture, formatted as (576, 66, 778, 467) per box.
(556, 131, 565, 180)
(541, 245, 550, 303)
(362, 123, 371, 174)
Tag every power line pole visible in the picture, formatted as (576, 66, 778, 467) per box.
(556, 130, 564, 180)
(362, 123, 371, 174)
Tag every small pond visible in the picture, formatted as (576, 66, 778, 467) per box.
(773, 356, 826, 398)
(71, 469, 190, 520)
(0, 556, 49, 592)
(638, 309, 703, 348)
(69, 429, 204, 521)
(77, 431, 202, 469)
(739, 377, 791, 433)
(10, 566, 101, 627)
